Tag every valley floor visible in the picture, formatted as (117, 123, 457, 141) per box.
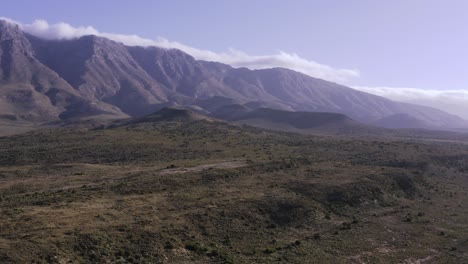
(0, 121, 467, 263)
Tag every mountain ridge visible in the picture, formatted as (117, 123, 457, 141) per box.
(0, 19, 466, 132)
(0, 20, 127, 124)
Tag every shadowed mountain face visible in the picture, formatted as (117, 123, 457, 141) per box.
(0, 19, 466, 131)
(0, 20, 127, 123)
(28, 35, 168, 116)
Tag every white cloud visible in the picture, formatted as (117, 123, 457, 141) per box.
(353, 86, 468, 119)
(23, 20, 99, 39)
(0, 17, 359, 83)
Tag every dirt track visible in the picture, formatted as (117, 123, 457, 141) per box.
(159, 161, 247, 175)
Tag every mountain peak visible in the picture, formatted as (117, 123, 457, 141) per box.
(0, 19, 27, 42)
(0, 19, 17, 29)
(77, 34, 121, 47)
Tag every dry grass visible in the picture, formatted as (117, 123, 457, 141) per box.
(0, 121, 467, 263)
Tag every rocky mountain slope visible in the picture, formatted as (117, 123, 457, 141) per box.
(0, 19, 466, 131)
(0, 21, 127, 124)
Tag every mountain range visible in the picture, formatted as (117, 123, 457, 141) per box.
(0, 19, 466, 132)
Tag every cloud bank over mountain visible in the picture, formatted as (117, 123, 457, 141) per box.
(353, 86, 468, 120)
(0, 17, 359, 83)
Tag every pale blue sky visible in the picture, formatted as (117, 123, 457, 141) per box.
(2, 1, 468, 92)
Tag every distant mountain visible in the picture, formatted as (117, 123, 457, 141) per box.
(28, 34, 168, 116)
(0, 20, 127, 124)
(0, 19, 467, 132)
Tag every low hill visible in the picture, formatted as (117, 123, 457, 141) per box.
(221, 107, 382, 135)
(114, 107, 217, 128)
(209, 104, 252, 121)
(137, 107, 214, 122)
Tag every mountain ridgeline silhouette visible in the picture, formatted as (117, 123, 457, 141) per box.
(0, 19, 466, 131)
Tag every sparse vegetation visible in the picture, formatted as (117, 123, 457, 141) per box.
(0, 120, 467, 263)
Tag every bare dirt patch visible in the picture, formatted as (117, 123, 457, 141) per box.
(159, 161, 247, 175)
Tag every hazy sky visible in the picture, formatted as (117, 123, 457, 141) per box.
(2, 0, 468, 118)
